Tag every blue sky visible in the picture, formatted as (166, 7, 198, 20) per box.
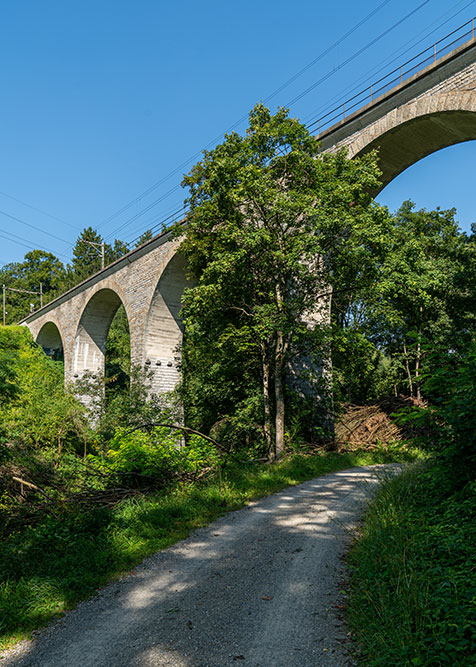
(1, 0, 476, 267)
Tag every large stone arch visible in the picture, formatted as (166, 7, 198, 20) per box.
(72, 286, 131, 380)
(35, 319, 65, 362)
(143, 252, 193, 394)
(343, 92, 476, 193)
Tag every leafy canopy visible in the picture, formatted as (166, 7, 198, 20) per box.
(179, 104, 387, 454)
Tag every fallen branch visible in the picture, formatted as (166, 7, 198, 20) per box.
(12, 476, 54, 501)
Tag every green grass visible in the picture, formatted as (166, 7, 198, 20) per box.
(0, 445, 419, 650)
(347, 457, 476, 666)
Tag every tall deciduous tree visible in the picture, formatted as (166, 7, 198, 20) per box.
(179, 104, 386, 458)
(367, 201, 470, 399)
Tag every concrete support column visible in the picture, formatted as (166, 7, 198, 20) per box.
(141, 253, 192, 395)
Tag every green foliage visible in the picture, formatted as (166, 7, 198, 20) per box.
(348, 461, 476, 665)
(0, 251, 65, 324)
(396, 340, 476, 463)
(0, 447, 418, 648)
(105, 303, 131, 399)
(179, 103, 388, 456)
(0, 326, 87, 454)
(134, 230, 153, 247)
(331, 327, 391, 403)
(366, 202, 471, 398)
(90, 428, 220, 487)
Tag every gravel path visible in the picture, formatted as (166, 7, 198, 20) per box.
(0, 465, 397, 667)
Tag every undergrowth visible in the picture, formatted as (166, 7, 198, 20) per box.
(347, 457, 476, 666)
(0, 445, 418, 650)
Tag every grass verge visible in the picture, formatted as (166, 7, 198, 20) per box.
(0, 445, 419, 650)
(347, 456, 476, 666)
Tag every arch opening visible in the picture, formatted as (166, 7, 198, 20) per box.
(72, 288, 129, 380)
(36, 321, 64, 362)
(143, 253, 192, 395)
(355, 109, 476, 195)
(105, 303, 131, 404)
(376, 139, 476, 234)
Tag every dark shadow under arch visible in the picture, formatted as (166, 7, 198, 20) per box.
(36, 321, 64, 362)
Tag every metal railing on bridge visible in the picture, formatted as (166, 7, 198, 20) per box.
(310, 16, 476, 135)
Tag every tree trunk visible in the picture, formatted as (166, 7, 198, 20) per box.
(274, 332, 285, 460)
(261, 345, 273, 458)
(403, 339, 413, 398)
(415, 310, 423, 401)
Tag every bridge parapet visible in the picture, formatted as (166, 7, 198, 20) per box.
(318, 31, 476, 190)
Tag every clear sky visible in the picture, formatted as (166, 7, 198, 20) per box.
(1, 0, 476, 267)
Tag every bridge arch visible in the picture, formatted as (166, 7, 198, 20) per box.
(143, 252, 192, 394)
(346, 92, 476, 192)
(36, 320, 65, 362)
(72, 286, 132, 379)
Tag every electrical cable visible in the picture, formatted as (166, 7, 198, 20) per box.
(116, 0, 469, 245)
(125, 204, 186, 248)
(305, 0, 476, 127)
(0, 209, 71, 246)
(259, 0, 394, 106)
(0, 190, 79, 231)
(97, 0, 397, 239)
(282, 0, 431, 110)
(103, 183, 184, 242)
(0, 229, 70, 260)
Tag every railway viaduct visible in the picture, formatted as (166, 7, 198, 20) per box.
(21, 26, 476, 396)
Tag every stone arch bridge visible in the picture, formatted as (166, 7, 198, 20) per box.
(22, 32, 476, 393)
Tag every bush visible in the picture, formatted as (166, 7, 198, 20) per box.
(88, 427, 221, 488)
(0, 326, 87, 455)
(348, 461, 476, 665)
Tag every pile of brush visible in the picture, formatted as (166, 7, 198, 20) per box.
(334, 397, 428, 450)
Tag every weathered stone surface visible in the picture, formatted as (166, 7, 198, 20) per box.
(22, 37, 476, 398)
(23, 231, 191, 395)
(318, 37, 476, 192)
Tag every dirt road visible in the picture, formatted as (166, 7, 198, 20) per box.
(1, 465, 396, 666)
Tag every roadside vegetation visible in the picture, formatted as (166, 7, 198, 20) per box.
(347, 343, 476, 666)
(1, 105, 476, 660)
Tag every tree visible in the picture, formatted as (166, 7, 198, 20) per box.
(0, 326, 87, 457)
(179, 104, 386, 458)
(135, 230, 153, 247)
(366, 201, 470, 399)
(69, 227, 129, 285)
(0, 251, 66, 324)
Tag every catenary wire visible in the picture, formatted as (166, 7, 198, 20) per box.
(304, 0, 476, 126)
(0, 209, 71, 246)
(282, 0, 431, 110)
(0, 190, 79, 231)
(0, 229, 70, 260)
(97, 0, 396, 239)
(115, 0, 469, 246)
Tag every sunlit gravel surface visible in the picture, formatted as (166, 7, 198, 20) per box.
(1, 465, 398, 666)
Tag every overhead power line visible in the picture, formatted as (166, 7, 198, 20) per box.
(0, 190, 79, 231)
(260, 0, 394, 106)
(0, 208, 71, 246)
(282, 0, 431, 110)
(117, 0, 473, 246)
(0, 228, 70, 261)
(304, 0, 476, 126)
(98, 0, 397, 240)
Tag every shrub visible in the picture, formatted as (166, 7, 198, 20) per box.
(89, 427, 221, 488)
